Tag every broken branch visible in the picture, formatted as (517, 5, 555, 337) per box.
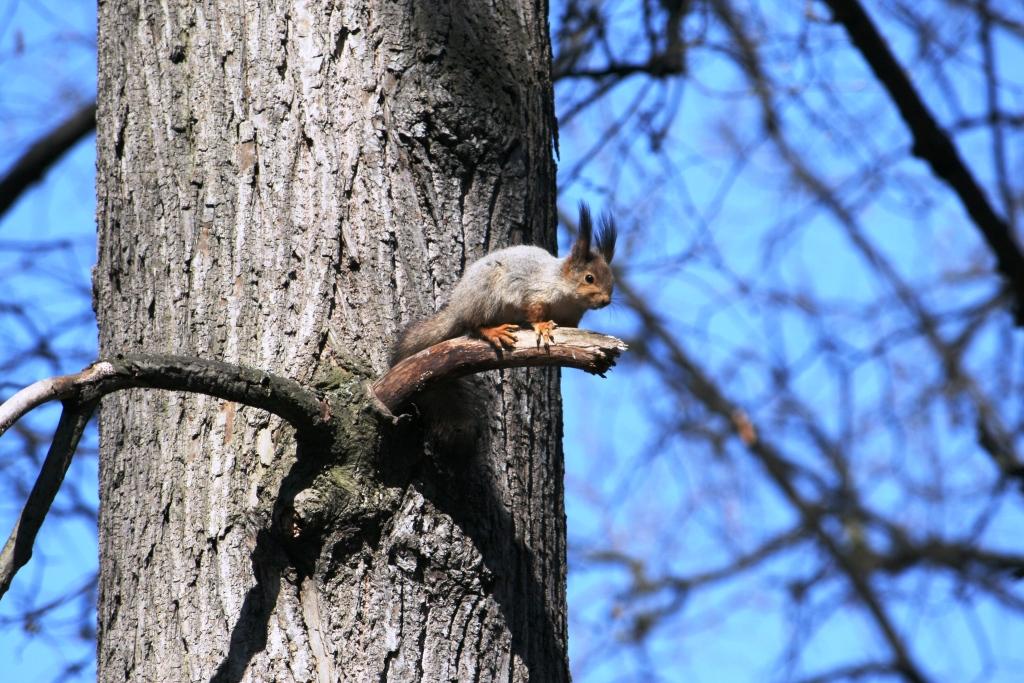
(371, 327, 628, 412)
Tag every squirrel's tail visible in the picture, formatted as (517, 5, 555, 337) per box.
(390, 309, 482, 453)
(389, 308, 460, 366)
(415, 377, 486, 455)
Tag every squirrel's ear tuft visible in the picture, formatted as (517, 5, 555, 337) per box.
(570, 202, 594, 264)
(596, 212, 617, 264)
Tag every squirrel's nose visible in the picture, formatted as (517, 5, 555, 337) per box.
(596, 295, 611, 308)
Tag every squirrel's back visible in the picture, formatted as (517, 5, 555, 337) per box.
(390, 245, 561, 365)
(445, 245, 562, 327)
(388, 199, 617, 366)
(390, 310, 458, 365)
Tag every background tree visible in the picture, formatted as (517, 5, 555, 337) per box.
(554, 2, 1024, 681)
(3, 0, 1024, 681)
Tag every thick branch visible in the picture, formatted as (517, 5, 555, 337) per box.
(823, 0, 1024, 322)
(0, 101, 97, 219)
(371, 328, 628, 413)
(0, 353, 330, 601)
(1, 336, 625, 600)
(0, 353, 330, 440)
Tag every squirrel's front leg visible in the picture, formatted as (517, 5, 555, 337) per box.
(525, 303, 557, 347)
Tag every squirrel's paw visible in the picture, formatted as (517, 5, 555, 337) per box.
(531, 321, 558, 347)
(479, 323, 519, 350)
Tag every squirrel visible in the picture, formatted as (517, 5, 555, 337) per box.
(390, 202, 617, 366)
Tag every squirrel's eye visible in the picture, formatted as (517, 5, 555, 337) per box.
(585, 273, 595, 284)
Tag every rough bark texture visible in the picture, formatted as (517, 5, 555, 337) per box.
(95, 1, 565, 681)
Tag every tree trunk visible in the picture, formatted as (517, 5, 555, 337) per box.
(94, 1, 565, 681)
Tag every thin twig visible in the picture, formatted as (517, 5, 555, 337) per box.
(615, 275, 930, 683)
(0, 401, 96, 598)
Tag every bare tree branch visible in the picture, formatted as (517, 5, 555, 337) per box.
(0, 400, 95, 598)
(372, 328, 628, 413)
(0, 353, 333, 601)
(0, 333, 626, 602)
(822, 0, 1024, 323)
(616, 275, 930, 683)
(0, 101, 97, 219)
(0, 354, 330, 439)
(872, 539, 1024, 577)
(588, 525, 806, 595)
(555, 56, 684, 80)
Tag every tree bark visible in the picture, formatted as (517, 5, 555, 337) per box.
(95, 1, 565, 681)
